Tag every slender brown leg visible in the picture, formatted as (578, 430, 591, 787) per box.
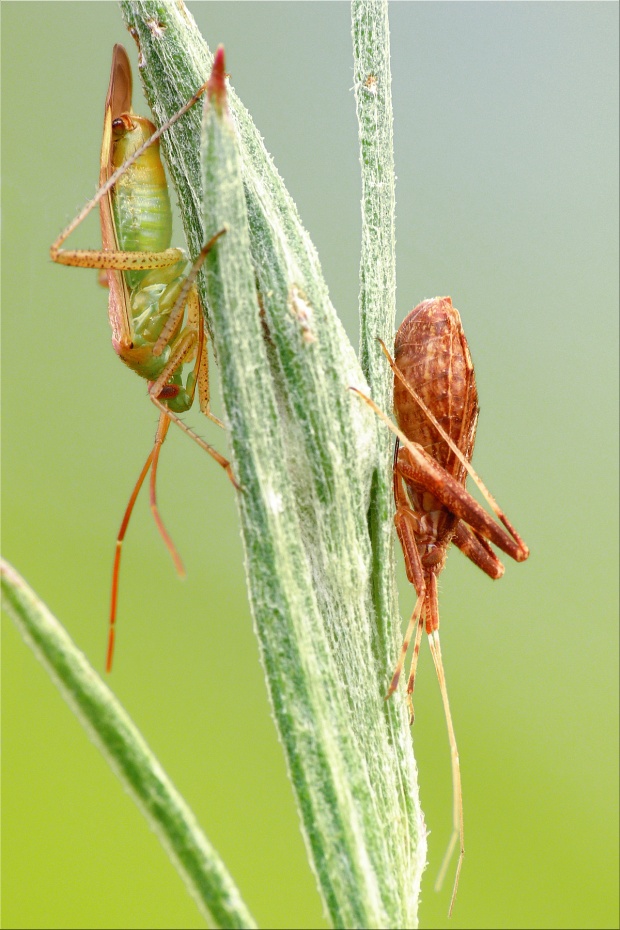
(148, 328, 199, 401)
(149, 416, 185, 578)
(388, 473, 426, 722)
(146, 288, 236, 487)
(152, 229, 226, 358)
(350, 385, 528, 562)
(149, 392, 237, 487)
(147, 322, 236, 487)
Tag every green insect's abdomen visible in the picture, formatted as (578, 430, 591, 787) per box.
(112, 116, 173, 290)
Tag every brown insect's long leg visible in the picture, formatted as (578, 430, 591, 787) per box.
(391, 496, 427, 723)
(390, 469, 427, 719)
(107, 414, 181, 672)
(387, 591, 424, 696)
(426, 572, 464, 919)
(396, 444, 525, 563)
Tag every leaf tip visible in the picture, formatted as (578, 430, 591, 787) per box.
(208, 45, 227, 112)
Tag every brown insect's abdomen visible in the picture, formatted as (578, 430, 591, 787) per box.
(394, 297, 478, 475)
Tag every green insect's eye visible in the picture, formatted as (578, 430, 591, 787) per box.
(112, 115, 134, 139)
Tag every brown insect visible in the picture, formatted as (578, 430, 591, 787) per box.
(352, 296, 529, 916)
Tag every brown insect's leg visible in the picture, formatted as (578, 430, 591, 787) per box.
(397, 449, 527, 563)
(452, 520, 504, 580)
(387, 579, 424, 708)
(389, 473, 426, 722)
(426, 574, 464, 918)
(405, 606, 425, 725)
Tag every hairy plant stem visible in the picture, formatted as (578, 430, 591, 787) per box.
(6, 2, 427, 926)
(121, 1, 425, 924)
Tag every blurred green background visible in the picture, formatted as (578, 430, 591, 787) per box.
(2, 3, 618, 928)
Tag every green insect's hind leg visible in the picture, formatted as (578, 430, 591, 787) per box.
(107, 413, 181, 673)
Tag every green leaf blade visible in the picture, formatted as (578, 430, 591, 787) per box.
(1, 558, 257, 930)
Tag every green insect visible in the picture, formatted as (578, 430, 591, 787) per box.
(50, 44, 234, 671)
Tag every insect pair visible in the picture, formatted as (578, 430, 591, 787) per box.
(51, 45, 529, 915)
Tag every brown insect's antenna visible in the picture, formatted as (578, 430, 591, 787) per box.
(349, 386, 415, 453)
(426, 575, 464, 918)
(377, 339, 529, 562)
(429, 629, 464, 916)
(107, 413, 184, 673)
